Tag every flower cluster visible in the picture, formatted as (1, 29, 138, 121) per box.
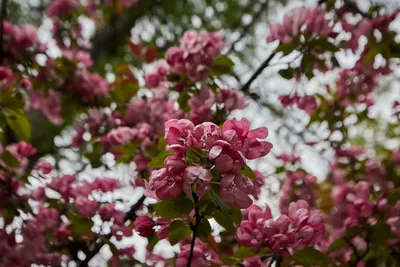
(237, 200, 325, 257)
(280, 171, 317, 214)
(147, 118, 272, 208)
(279, 94, 318, 115)
(165, 31, 226, 81)
(267, 7, 336, 44)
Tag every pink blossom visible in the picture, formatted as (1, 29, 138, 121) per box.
(0, 66, 13, 90)
(148, 168, 183, 200)
(134, 216, 156, 237)
(34, 160, 53, 175)
(192, 122, 222, 149)
(189, 86, 215, 124)
(219, 173, 253, 209)
(182, 166, 212, 197)
(107, 127, 137, 146)
(47, 0, 78, 18)
(165, 119, 194, 146)
(37, 207, 59, 228)
(99, 203, 116, 221)
(209, 140, 246, 172)
(75, 196, 97, 217)
(145, 72, 162, 88)
(29, 90, 64, 125)
(216, 89, 247, 111)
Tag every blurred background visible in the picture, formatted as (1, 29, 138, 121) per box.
(4, 0, 400, 264)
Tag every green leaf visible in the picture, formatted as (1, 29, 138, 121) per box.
(147, 235, 159, 249)
(285, 247, 337, 267)
(308, 38, 339, 53)
(69, 214, 94, 235)
(327, 238, 346, 254)
(197, 199, 216, 218)
(2, 150, 19, 169)
(233, 246, 256, 259)
(214, 211, 235, 232)
(240, 165, 256, 179)
(168, 220, 192, 245)
(196, 218, 211, 242)
(278, 68, 295, 80)
(212, 191, 232, 212)
(5, 108, 31, 141)
(84, 142, 103, 168)
(363, 47, 380, 66)
(220, 256, 239, 265)
(276, 41, 299, 55)
(371, 222, 394, 246)
(147, 150, 173, 169)
(178, 91, 191, 112)
(186, 147, 205, 164)
(211, 55, 234, 75)
(114, 143, 138, 164)
(155, 195, 194, 219)
(112, 83, 139, 103)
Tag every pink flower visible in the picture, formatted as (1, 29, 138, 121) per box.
(75, 196, 97, 217)
(216, 89, 247, 111)
(134, 216, 156, 237)
(29, 90, 64, 125)
(145, 72, 162, 88)
(35, 160, 53, 175)
(15, 141, 37, 157)
(219, 173, 253, 209)
(107, 127, 137, 146)
(166, 47, 186, 74)
(47, 0, 78, 18)
(37, 207, 59, 228)
(209, 140, 246, 172)
(182, 166, 212, 197)
(188, 86, 215, 124)
(148, 168, 183, 200)
(192, 122, 222, 149)
(0, 66, 13, 90)
(165, 119, 194, 146)
(99, 203, 116, 221)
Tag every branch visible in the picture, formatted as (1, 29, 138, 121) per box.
(187, 193, 200, 267)
(241, 51, 276, 94)
(0, 0, 8, 64)
(344, 0, 372, 19)
(90, 0, 159, 62)
(226, 0, 270, 55)
(78, 195, 146, 267)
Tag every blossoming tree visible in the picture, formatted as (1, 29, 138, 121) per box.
(0, 0, 400, 266)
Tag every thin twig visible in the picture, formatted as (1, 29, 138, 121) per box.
(187, 193, 200, 267)
(78, 195, 146, 267)
(226, 0, 270, 55)
(0, 0, 8, 64)
(344, 0, 372, 18)
(241, 52, 277, 94)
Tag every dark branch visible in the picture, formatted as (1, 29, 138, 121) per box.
(0, 0, 8, 64)
(90, 0, 159, 62)
(241, 51, 276, 94)
(187, 193, 200, 267)
(78, 195, 146, 267)
(344, 0, 372, 19)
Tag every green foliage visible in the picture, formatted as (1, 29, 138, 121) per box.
(155, 195, 194, 219)
(240, 164, 256, 179)
(5, 108, 31, 141)
(2, 150, 19, 169)
(168, 220, 192, 245)
(196, 218, 211, 242)
(284, 247, 337, 267)
(213, 211, 235, 232)
(147, 150, 174, 169)
(211, 55, 234, 76)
